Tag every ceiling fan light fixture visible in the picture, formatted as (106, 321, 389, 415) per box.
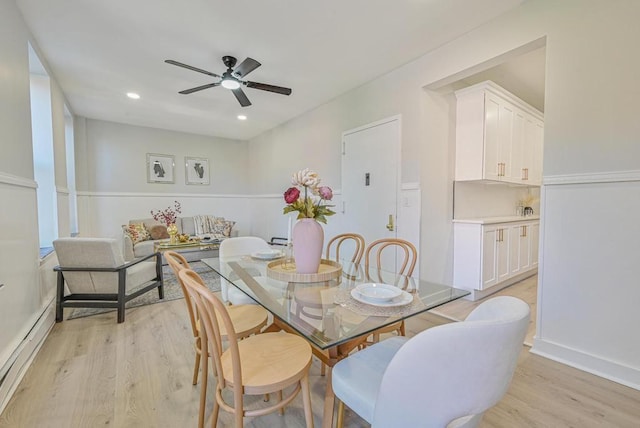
(221, 78, 240, 90)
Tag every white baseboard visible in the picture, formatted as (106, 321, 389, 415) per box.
(531, 338, 640, 391)
(0, 301, 55, 414)
(464, 269, 537, 301)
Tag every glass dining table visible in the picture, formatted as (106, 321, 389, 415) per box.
(201, 255, 469, 427)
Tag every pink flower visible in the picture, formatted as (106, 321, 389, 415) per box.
(284, 187, 300, 204)
(318, 186, 333, 201)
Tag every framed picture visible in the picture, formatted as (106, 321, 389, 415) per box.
(146, 153, 175, 183)
(185, 156, 210, 185)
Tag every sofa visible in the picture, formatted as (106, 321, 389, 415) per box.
(123, 215, 235, 262)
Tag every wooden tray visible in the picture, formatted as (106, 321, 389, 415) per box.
(267, 259, 342, 283)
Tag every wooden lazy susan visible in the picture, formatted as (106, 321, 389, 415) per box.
(266, 259, 342, 283)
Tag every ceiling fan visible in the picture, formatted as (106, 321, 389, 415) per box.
(165, 55, 292, 107)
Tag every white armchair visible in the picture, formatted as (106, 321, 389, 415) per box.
(331, 295, 530, 427)
(53, 237, 164, 323)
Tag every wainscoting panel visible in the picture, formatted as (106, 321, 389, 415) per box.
(0, 176, 52, 412)
(533, 177, 640, 390)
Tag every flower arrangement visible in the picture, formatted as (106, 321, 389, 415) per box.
(283, 169, 335, 223)
(151, 201, 182, 226)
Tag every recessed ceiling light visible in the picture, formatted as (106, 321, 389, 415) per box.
(237, 115, 247, 120)
(126, 92, 140, 99)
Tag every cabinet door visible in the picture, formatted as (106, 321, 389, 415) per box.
(511, 110, 526, 184)
(530, 222, 540, 268)
(496, 227, 510, 283)
(482, 227, 498, 289)
(498, 102, 515, 181)
(485, 93, 516, 183)
(483, 95, 502, 181)
(509, 224, 522, 276)
(519, 224, 532, 271)
(524, 116, 544, 185)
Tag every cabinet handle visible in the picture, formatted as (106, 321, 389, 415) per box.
(524, 225, 527, 237)
(525, 168, 529, 180)
(522, 168, 526, 180)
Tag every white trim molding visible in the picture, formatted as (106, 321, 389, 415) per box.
(56, 186, 70, 195)
(544, 170, 640, 186)
(531, 338, 640, 391)
(0, 172, 37, 189)
(77, 190, 343, 199)
(76, 191, 251, 199)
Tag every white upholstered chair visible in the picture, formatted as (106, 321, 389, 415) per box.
(331, 296, 530, 428)
(53, 237, 163, 323)
(219, 236, 272, 305)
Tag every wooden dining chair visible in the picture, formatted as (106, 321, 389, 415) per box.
(325, 233, 366, 266)
(362, 238, 417, 343)
(164, 251, 268, 428)
(179, 268, 314, 428)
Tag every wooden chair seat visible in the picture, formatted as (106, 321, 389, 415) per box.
(223, 305, 268, 338)
(220, 332, 311, 393)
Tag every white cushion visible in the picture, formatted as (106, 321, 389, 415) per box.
(332, 336, 408, 423)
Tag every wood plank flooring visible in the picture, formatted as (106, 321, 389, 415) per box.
(1, 289, 639, 427)
(429, 274, 538, 345)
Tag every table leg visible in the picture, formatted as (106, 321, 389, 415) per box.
(322, 365, 335, 428)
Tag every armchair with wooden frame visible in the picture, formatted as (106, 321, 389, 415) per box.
(53, 237, 163, 323)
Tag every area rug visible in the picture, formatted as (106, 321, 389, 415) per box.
(68, 261, 220, 320)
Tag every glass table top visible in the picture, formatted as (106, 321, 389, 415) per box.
(201, 256, 469, 350)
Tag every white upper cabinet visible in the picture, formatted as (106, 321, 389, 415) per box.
(455, 81, 544, 185)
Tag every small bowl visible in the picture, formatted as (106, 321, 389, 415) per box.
(355, 283, 402, 303)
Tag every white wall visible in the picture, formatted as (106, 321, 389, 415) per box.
(244, 0, 640, 389)
(75, 119, 254, 238)
(0, 0, 59, 410)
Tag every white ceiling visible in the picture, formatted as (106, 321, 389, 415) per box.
(17, 0, 528, 141)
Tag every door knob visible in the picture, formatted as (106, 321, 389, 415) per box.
(386, 214, 394, 231)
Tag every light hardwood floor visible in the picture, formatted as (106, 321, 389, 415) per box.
(1, 290, 639, 427)
(430, 274, 538, 345)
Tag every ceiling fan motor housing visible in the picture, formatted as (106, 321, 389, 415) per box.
(222, 55, 237, 69)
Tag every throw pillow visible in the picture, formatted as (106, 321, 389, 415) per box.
(123, 223, 151, 244)
(149, 225, 169, 240)
(212, 218, 236, 239)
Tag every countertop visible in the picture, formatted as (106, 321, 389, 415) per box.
(452, 215, 540, 225)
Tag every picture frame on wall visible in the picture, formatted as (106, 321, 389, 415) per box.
(146, 153, 175, 183)
(185, 156, 210, 185)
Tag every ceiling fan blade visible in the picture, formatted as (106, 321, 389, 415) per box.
(245, 81, 292, 96)
(165, 60, 220, 78)
(179, 82, 220, 94)
(232, 57, 261, 78)
(232, 88, 252, 107)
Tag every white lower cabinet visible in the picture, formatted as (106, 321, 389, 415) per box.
(454, 218, 539, 300)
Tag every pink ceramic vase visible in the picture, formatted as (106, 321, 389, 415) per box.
(292, 218, 324, 273)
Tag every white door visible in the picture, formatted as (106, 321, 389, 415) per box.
(342, 117, 400, 273)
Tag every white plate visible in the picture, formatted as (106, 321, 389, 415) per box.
(350, 289, 413, 307)
(250, 250, 284, 260)
(354, 283, 402, 302)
